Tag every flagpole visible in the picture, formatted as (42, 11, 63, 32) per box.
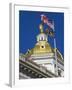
(54, 38, 58, 75)
(53, 20, 58, 75)
(41, 14, 58, 75)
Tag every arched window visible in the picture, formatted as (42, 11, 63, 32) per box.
(41, 37, 43, 41)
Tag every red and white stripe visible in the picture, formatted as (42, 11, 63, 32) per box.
(41, 14, 54, 30)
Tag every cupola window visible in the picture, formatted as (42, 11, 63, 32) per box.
(41, 37, 43, 41)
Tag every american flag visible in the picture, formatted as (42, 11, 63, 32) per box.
(41, 14, 54, 30)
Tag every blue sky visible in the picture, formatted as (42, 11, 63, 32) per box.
(19, 10, 64, 56)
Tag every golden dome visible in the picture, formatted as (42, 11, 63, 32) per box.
(32, 41, 53, 54)
(23, 23, 63, 62)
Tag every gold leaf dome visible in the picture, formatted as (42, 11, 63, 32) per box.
(23, 24, 63, 62)
(32, 41, 53, 54)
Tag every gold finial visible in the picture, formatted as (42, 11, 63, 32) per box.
(39, 24, 43, 33)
